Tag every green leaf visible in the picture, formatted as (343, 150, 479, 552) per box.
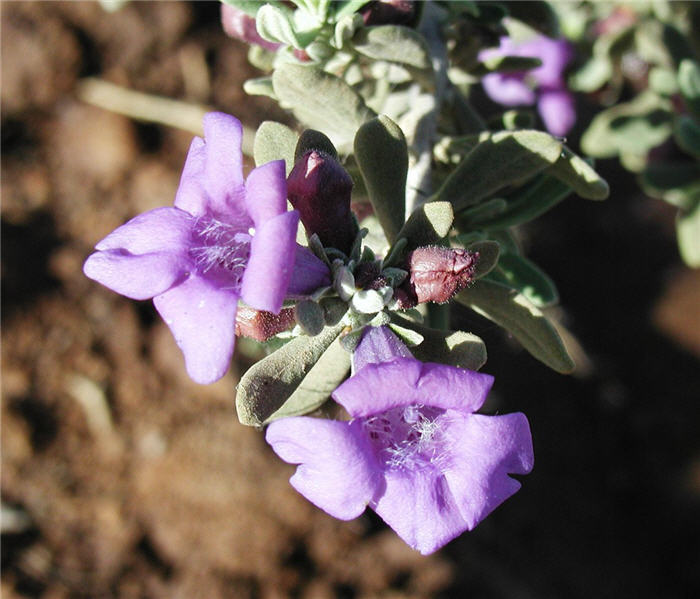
(569, 56, 612, 93)
(545, 146, 609, 200)
(256, 4, 303, 48)
(295, 300, 325, 336)
(494, 252, 559, 308)
(456, 280, 575, 373)
(354, 115, 408, 244)
(243, 77, 276, 99)
(477, 174, 573, 230)
(677, 201, 700, 267)
(387, 322, 424, 346)
(648, 67, 679, 96)
(352, 25, 431, 70)
(581, 91, 673, 158)
(253, 121, 299, 174)
(247, 45, 276, 72)
(266, 337, 351, 422)
(466, 240, 499, 280)
(395, 201, 454, 252)
(641, 162, 700, 209)
(674, 115, 700, 158)
(272, 63, 376, 150)
(332, 0, 372, 21)
(487, 109, 535, 131)
(294, 129, 338, 161)
(236, 323, 344, 426)
(454, 198, 507, 229)
(432, 130, 563, 212)
(678, 60, 700, 117)
(390, 314, 487, 371)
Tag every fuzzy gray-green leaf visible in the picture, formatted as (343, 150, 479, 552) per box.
(390, 315, 487, 371)
(674, 115, 700, 158)
(266, 337, 351, 422)
(295, 129, 338, 161)
(432, 130, 563, 212)
(678, 59, 700, 117)
(581, 91, 673, 158)
(479, 174, 573, 230)
(545, 147, 609, 200)
(253, 121, 298, 174)
(256, 4, 302, 48)
(395, 201, 454, 252)
(467, 240, 499, 280)
(272, 63, 376, 150)
(236, 323, 344, 426)
(352, 25, 432, 70)
(354, 115, 408, 244)
(493, 252, 559, 308)
(456, 280, 574, 373)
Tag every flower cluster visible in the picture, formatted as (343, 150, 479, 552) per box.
(85, 111, 535, 554)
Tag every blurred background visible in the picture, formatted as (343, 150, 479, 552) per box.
(2, 2, 699, 598)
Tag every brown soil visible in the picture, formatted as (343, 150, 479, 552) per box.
(2, 2, 699, 598)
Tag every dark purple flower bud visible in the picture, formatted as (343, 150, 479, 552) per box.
(287, 150, 358, 255)
(360, 0, 418, 27)
(221, 3, 281, 51)
(235, 305, 296, 342)
(353, 261, 385, 290)
(402, 246, 479, 305)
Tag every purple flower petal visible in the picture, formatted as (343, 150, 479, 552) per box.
(153, 274, 238, 384)
(333, 358, 494, 418)
(240, 211, 299, 312)
(519, 36, 573, 88)
(245, 160, 288, 225)
(352, 325, 413, 373)
(479, 35, 574, 135)
(266, 418, 383, 520)
(174, 137, 207, 216)
(482, 73, 536, 106)
(83, 250, 187, 300)
(442, 412, 534, 528)
(371, 468, 467, 555)
(95, 207, 193, 254)
(202, 112, 245, 216)
(286, 246, 332, 297)
(538, 88, 576, 137)
(85, 111, 330, 384)
(269, 348, 533, 554)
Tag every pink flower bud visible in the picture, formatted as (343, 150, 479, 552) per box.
(403, 246, 479, 305)
(287, 150, 358, 255)
(235, 306, 296, 342)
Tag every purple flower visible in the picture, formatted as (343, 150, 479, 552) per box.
(266, 326, 534, 554)
(84, 112, 329, 384)
(480, 35, 576, 136)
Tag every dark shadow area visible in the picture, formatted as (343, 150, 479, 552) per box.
(1, 212, 62, 321)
